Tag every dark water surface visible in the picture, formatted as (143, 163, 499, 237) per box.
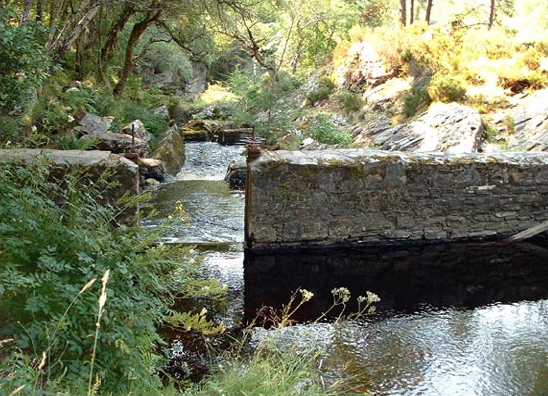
(146, 142, 548, 396)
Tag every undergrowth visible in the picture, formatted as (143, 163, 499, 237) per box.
(0, 160, 216, 395)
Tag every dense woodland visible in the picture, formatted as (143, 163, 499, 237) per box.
(1, 0, 546, 148)
(1, 1, 548, 395)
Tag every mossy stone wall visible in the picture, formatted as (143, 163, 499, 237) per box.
(246, 149, 548, 250)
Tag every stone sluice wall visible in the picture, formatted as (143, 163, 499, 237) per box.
(245, 149, 548, 251)
(0, 149, 139, 222)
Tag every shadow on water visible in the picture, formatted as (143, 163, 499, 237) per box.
(244, 242, 548, 396)
(244, 242, 548, 323)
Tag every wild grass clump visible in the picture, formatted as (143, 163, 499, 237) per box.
(427, 74, 467, 103)
(335, 90, 364, 114)
(186, 288, 380, 396)
(0, 161, 210, 395)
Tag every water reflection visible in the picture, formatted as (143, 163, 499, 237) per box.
(244, 242, 548, 321)
(315, 301, 548, 396)
(244, 243, 548, 395)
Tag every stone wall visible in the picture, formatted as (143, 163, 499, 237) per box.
(0, 149, 139, 222)
(246, 149, 548, 250)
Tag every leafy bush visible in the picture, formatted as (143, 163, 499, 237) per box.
(0, 162, 197, 395)
(403, 85, 432, 117)
(0, 6, 50, 115)
(428, 73, 467, 103)
(307, 112, 352, 146)
(306, 76, 335, 105)
(335, 90, 363, 113)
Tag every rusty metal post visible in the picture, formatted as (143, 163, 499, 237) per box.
(125, 123, 140, 164)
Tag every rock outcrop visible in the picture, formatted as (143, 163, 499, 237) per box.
(492, 89, 548, 152)
(151, 124, 186, 175)
(356, 102, 483, 153)
(336, 40, 393, 90)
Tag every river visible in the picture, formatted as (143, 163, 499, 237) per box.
(144, 141, 548, 396)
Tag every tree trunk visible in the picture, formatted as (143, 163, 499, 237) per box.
(488, 0, 496, 29)
(36, 0, 43, 22)
(113, 7, 162, 97)
(400, 0, 407, 26)
(100, 3, 135, 70)
(49, 3, 101, 65)
(75, 34, 84, 81)
(410, 0, 415, 24)
(21, 0, 32, 25)
(425, 0, 433, 24)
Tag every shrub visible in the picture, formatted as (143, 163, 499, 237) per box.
(0, 6, 50, 115)
(428, 73, 467, 103)
(307, 112, 352, 146)
(335, 90, 363, 113)
(403, 86, 432, 117)
(306, 76, 335, 105)
(0, 162, 201, 395)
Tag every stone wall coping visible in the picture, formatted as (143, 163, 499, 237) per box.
(251, 149, 548, 168)
(0, 149, 138, 172)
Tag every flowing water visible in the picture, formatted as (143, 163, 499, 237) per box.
(145, 142, 548, 396)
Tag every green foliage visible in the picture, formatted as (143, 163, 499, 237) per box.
(335, 90, 364, 113)
(482, 119, 499, 143)
(307, 76, 335, 105)
(0, 162, 203, 395)
(186, 348, 334, 396)
(25, 73, 169, 149)
(427, 73, 467, 103)
(108, 98, 169, 138)
(0, 116, 26, 146)
(136, 41, 194, 89)
(307, 112, 352, 146)
(226, 67, 301, 143)
(0, 6, 50, 115)
(403, 84, 432, 117)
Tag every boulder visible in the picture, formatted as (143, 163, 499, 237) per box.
(381, 102, 483, 153)
(151, 124, 185, 175)
(225, 158, 247, 190)
(121, 120, 152, 142)
(81, 132, 148, 157)
(152, 105, 170, 120)
(73, 111, 113, 136)
(139, 157, 168, 183)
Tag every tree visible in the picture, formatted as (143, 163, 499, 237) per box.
(489, 0, 496, 28)
(425, 0, 433, 24)
(488, 0, 515, 29)
(113, 0, 162, 96)
(400, 0, 407, 25)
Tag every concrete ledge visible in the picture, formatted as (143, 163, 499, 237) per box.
(246, 149, 548, 251)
